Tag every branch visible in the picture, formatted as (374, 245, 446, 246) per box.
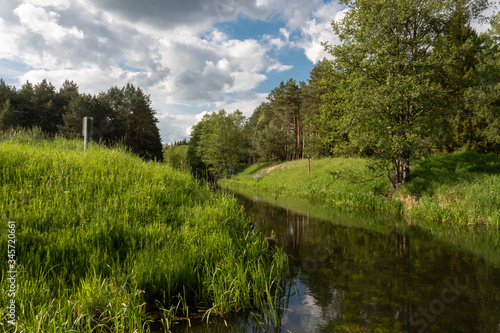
(351, 173, 385, 184)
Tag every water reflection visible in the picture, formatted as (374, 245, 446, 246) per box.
(171, 187, 500, 333)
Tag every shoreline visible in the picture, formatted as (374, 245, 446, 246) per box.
(220, 153, 500, 227)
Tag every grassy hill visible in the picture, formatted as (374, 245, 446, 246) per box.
(220, 154, 500, 226)
(0, 131, 287, 332)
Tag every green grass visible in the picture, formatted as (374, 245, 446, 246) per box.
(222, 158, 399, 211)
(400, 151, 500, 225)
(0, 130, 288, 332)
(221, 153, 500, 226)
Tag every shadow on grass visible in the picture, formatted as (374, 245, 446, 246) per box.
(406, 151, 500, 197)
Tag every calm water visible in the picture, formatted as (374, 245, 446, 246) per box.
(171, 187, 500, 333)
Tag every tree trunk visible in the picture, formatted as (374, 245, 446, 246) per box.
(296, 113, 301, 160)
(302, 135, 305, 159)
(391, 156, 410, 188)
(293, 111, 297, 160)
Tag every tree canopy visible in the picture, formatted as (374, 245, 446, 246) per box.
(188, 109, 247, 179)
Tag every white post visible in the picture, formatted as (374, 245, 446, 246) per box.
(82, 117, 93, 151)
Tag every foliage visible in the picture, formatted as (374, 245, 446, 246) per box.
(246, 64, 329, 162)
(163, 143, 190, 172)
(465, 12, 500, 152)
(320, 0, 491, 187)
(189, 109, 247, 179)
(0, 132, 288, 332)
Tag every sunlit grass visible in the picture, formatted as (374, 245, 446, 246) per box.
(0, 131, 288, 332)
(221, 158, 398, 211)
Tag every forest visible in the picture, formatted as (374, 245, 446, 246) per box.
(166, 1, 500, 187)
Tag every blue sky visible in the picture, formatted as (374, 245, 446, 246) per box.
(0, 0, 494, 143)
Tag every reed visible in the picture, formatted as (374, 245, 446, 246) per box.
(0, 132, 288, 332)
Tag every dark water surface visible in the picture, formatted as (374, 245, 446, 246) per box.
(171, 187, 500, 333)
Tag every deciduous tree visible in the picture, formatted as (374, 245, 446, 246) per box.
(195, 109, 247, 178)
(321, 0, 490, 187)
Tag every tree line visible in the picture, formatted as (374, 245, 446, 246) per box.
(0, 79, 163, 161)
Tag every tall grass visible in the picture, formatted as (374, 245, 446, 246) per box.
(0, 132, 288, 332)
(400, 151, 500, 225)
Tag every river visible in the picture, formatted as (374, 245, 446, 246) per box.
(170, 186, 500, 333)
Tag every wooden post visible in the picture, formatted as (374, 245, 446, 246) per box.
(82, 117, 93, 152)
(308, 156, 311, 174)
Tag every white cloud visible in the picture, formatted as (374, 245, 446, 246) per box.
(295, 2, 344, 63)
(266, 63, 293, 73)
(23, 0, 71, 11)
(280, 27, 290, 40)
(223, 91, 267, 118)
(0, 18, 22, 59)
(14, 3, 84, 43)
(228, 71, 267, 93)
(263, 34, 288, 50)
(157, 111, 205, 143)
(282, 0, 322, 29)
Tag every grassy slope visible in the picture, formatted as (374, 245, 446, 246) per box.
(0, 134, 287, 332)
(222, 158, 399, 211)
(221, 153, 500, 225)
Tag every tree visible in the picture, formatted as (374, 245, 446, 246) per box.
(120, 85, 163, 161)
(465, 11, 500, 152)
(0, 79, 14, 107)
(58, 94, 94, 137)
(58, 83, 163, 160)
(0, 99, 18, 130)
(15, 81, 36, 128)
(432, 5, 490, 152)
(187, 120, 208, 179)
(33, 79, 60, 134)
(301, 60, 329, 158)
(250, 102, 289, 161)
(196, 109, 247, 179)
(246, 79, 306, 162)
(321, 0, 490, 187)
(268, 79, 302, 160)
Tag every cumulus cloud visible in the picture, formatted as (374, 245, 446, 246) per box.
(294, 2, 345, 63)
(156, 112, 203, 143)
(14, 3, 84, 43)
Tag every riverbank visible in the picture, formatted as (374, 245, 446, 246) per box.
(219, 152, 500, 226)
(0, 132, 288, 332)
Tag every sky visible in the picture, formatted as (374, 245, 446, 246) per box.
(0, 0, 495, 143)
